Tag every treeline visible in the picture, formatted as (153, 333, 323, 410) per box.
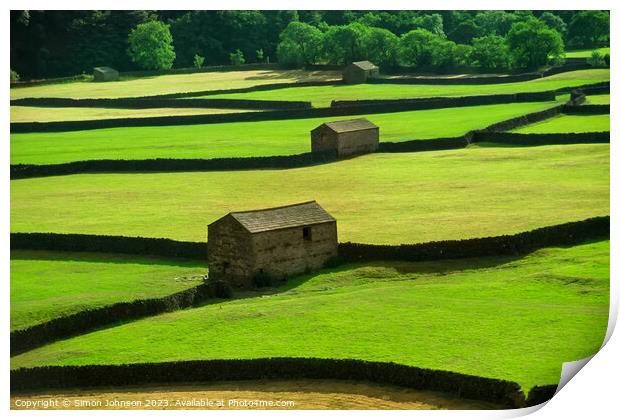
(277, 12, 610, 71)
(11, 10, 610, 79)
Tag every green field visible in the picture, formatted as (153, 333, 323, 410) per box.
(10, 100, 565, 165)
(511, 114, 610, 134)
(10, 251, 206, 331)
(10, 106, 256, 123)
(587, 94, 610, 105)
(9, 69, 341, 100)
(11, 144, 609, 244)
(565, 48, 610, 58)
(201, 69, 610, 107)
(11, 240, 609, 392)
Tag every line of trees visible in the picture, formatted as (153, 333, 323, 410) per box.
(10, 10, 610, 79)
(276, 14, 603, 71)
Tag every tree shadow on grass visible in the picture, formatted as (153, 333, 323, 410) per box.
(243, 69, 341, 82)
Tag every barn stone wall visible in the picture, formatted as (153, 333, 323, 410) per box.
(343, 66, 379, 84)
(207, 216, 253, 288)
(251, 222, 338, 281)
(311, 129, 338, 153)
(336, 128, 379, 156)
(93, 68, 119, 82)
(311, 128, 379, 157)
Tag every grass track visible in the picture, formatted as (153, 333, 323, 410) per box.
(10, 144, 609, 244)
(10, 100, 565, 165)
(511, 114, 610, 134)
(11, 241, 609, 392)
(202, 69, 610, 107)
(9, 69, 341, 100)
(10, 251, 205, 331)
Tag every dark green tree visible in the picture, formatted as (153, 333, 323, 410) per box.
(360, 27, 399, 66)
(127, 20, 176, 70)
(470, 35, 511, 70)
(568, 11, 610, 48)
(276, 21, 323, 67)
(415, 14, 445, 37)
(322, 23, 369, 64)
(474, 11, 517, 36)
(448, 19, 481, 44)
(539, 12, 567, 38)
(396, 28, 437, 67)
(506, 18, 564, 69)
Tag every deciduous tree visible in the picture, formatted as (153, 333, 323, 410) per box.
(127, 20, 175, 70)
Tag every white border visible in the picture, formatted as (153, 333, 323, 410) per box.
(4, 1, 617, 419)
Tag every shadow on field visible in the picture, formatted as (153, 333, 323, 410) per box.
(235, 252, 530, 301)
(244, 69, 340, 81)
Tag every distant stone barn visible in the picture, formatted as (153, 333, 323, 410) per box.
(208, 201, 338, 288)
(342, 61, 379, 84)
(311, 118, 379, 157)
(93, 67, 119, 82)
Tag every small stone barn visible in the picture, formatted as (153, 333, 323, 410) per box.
(208, 201, 338, 288)
(93, 67, 119, 82)
(342, 61, 379, 84)
(311, 118, 379, 157)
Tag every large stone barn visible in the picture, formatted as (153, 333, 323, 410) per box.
(342, 61, 379, 84)
(208, 201, 338, 288)
(93, 67, 119, 82)
(311, 118, 379, 157)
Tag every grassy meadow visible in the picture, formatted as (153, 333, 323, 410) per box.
(202, 69, 610, 106)
(9, 69, 341, 100)
(10, 144, 609, 244)
(10, 106, 256, 123)
(11, 240, 610, 392)
(564, 48, 610, 58)
(511, 114, 610, 134)
(586, 94, 610, 104)
(10, 250, 206, 331)
(10, 100, 566, 165)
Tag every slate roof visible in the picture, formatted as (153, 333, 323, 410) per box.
(350, 61, 378, 71)
(93, 66, 118, 73)
(228, 201, 336, 233)
(318, 118, 378, 134)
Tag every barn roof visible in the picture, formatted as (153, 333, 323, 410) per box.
(318, 118, 378, 134)
(93, 66, 118, 74)
(349, 61, 378, 71)
(228, 201, 335, 233)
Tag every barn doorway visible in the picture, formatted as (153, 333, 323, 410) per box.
(303, 226, 312, 240)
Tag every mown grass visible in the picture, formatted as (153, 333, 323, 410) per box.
(565, 48, 610, 58)
(10, 100, 565, 165)
(9, 69, 341, 100)
(10, 251, 206, 331)
(10, 144, 609, 244)
(586, 94, 610, 105)
(202, 69, 610, 107)
(511, 114, 610, 134)
(10, 106, 256, 123)
(11, 240, 610, 393)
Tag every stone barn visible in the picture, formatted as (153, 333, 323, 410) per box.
(342, 61, 379, 84)
(311, 118, 379, 157)
(93, 67, 119, 82)
(208, 201, 338, 288)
